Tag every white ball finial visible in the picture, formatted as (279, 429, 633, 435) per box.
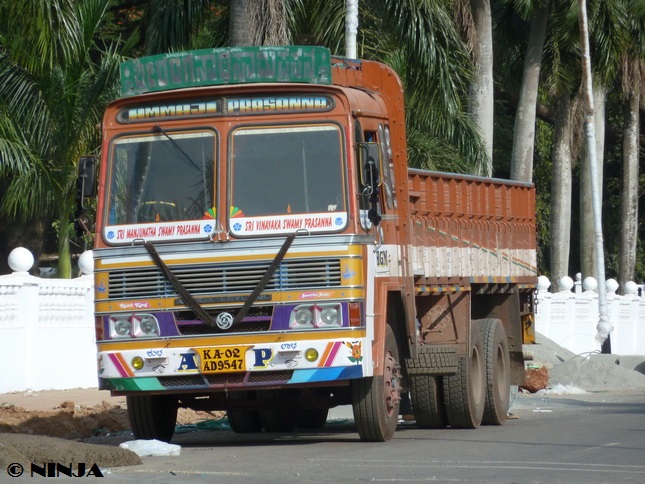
(537, 275, 551, 291)
(8, 247, 34, 273)
(78, 250, 94, 275)
(558, 276, 574, 292)
(582, 277, 597, 292)
(623, 280, 637, 295)
(606, 278, 619, 294)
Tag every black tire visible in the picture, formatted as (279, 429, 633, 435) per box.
(442, 321, 486, 429)
(126, 394, 178, 443)
(228, 409, 263, 433)
(296, 408, 329, 429)
(479, 318, 511, 425)
(351, 325, 401, 442)
(227, 391, 263, 433)
(409, 375, 447, 428)
(258, 390, 296, 432)
(405, 346, 458, 375)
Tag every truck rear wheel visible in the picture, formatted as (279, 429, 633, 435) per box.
(409, 375, 447, 428)
(126, 394, 178, 443)
(351, 325, 401, 442)
(228, 409, 263, 433)
(296, 408, 329, 429)
(227, 391, 263, 433)
(479, 318, 511, 425)
(258, 390, 296, 432)
(442, 321, 486, 429)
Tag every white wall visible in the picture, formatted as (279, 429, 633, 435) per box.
(0, 249, 96, 393)
(535, 275, 645, 356)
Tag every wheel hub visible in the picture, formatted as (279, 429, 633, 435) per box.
(384, 351, 402, 415)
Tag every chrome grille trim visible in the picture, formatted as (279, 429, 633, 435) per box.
(106, 258, 341, 300)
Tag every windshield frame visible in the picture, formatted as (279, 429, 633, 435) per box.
(227, 121, 348, 238)
(101, 127, 218, 245)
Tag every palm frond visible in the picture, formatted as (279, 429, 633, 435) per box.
(145, 0, 216, 54)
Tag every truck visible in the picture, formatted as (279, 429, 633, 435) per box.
(79, 45, 537, 443)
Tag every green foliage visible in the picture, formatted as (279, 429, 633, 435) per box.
(1, 0, 643, 282)
(297, 0, 486, 174)
(532, 119, 554, 277)
(0, 0, 127, 276)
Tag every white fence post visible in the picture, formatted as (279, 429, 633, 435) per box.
(0, 248, 40, 393)
(0, 248, 96, 393)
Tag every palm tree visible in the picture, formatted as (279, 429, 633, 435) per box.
(499, 0, 550, 183)
(618, 65, 640, 289)
(302, 0, 485, 173)
(548, 92, 576, 286)
(579, 0, 630, 281)
(144, 0, 217, 54)
(0, 0, 125, 277)
(468, 0, 494, 176)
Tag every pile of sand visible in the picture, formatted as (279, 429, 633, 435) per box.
(524, 332, 645, 393)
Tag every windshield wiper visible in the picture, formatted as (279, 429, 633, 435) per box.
(152, 124, 201, 170)
(144, 241, 217, 327)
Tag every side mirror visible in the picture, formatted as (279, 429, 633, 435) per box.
(78, 156, 98, 200)
(358, 142, 382, 191)
(357, 142, 382, 226)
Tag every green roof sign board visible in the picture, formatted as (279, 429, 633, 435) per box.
(120, 46, 332, 97)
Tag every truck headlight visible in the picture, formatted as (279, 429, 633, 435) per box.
(320, 306, 340, 326)
(111, 318, 132, 338)
(135, 315, 160, 337)
(109, 314, 159, 339)
(293, 307, 314, 327)
(289, 303, 343, 329)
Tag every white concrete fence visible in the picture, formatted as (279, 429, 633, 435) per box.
(0, 248, 96, 393)
(1, 247, 644, 393)
(535, 275, 645, 357)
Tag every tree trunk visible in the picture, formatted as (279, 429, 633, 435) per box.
(345, 0, 359, 58)
(469, 0, 494, 176)
(510, 5, 549, 183)
(56, 201, 73, 279)
(550, 93, 573, 290)
(579, 84, 605, 280)
(619, 82, 640, 290)
(228, 0, 253, 46)
(229, 0, 289, 47)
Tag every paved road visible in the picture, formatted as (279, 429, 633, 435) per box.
(105, 392, 645, 483)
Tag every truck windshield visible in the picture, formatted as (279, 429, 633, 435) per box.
(107, 131, 215, 225)
(230, 124, 345, 221)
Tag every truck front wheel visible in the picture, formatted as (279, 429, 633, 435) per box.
(126, 394, 178, 442)
(352, 324, 401, 442)
(442, 321, 486, 428)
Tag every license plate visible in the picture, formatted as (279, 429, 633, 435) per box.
(196, 346, 246, 373)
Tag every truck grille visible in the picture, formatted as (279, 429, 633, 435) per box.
(175, 306, 272, 335)
(106, 258, 342, 300)
(156, 371, 293, 389)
